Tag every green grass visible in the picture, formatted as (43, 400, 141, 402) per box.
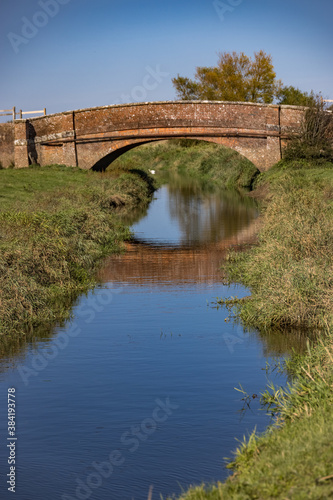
(112, 140, 260, 190)
(0, 164, 90, 207)
(0, 164, 156, 341)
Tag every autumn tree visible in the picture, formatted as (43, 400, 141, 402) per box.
(172, 50, 278, 103)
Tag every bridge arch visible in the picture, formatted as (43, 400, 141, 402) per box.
(12, 101, 305, 171)
(91, 140, 160, 171)
(91, 137, 258, 172)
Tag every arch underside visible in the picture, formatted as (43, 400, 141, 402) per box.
(80, 128, 280, 172)
(90, 141, 159, 171)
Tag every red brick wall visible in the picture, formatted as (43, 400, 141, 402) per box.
(0, 123, 14, 167)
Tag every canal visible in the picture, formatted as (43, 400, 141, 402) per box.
(0, 173, 293, 500)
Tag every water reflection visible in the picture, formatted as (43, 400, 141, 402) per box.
(121, 173, 259, 247)
(100, 174, 260, 285)
(167, 174, 258, 246)
(99, 173, 308, 358)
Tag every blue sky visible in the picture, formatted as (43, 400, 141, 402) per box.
(1, 0, 332, 118)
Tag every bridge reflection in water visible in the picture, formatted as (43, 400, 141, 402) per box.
(99, 175, 260, 286)
(99, 219, 260, 287)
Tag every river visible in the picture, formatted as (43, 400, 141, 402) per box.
(0, 174, 299, 500)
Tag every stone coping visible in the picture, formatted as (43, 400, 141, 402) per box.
(14, 100, 308, 122)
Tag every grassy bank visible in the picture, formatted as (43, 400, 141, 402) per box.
(224, 160, 333, 330)
(167, 158, 333, 499)
(0, 164, 155, 342)
(113, 140, 259, 190)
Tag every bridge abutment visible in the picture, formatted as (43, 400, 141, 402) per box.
(14, 112, 78, 168)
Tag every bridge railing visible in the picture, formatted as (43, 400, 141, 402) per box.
(0, 107, 46, 121)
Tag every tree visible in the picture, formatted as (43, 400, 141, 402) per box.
(172, 50, 278, 103)
(246, 51, 278, 103)
(276, 85, 317, 106)
(171, 76, 201, 100)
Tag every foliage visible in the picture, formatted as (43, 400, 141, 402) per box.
(171, 76, 201, 100)
(276, 85, 317, 106)
(283, 97, 333, 162)
(172, 50, 278, 103)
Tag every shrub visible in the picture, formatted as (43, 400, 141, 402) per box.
(283, 98, 333, 163)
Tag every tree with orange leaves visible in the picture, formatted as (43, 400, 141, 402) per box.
(172, 50, 278, 104)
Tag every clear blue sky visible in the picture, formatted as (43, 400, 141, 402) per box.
(1, 0, 332, 118)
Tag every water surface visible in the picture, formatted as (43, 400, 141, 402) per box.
(0, 176, 295, 500)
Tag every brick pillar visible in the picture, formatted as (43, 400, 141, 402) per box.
(265, 136, 282, 170)
(62, 112, 78, 167)
(263, 105, 282, 170)
(14, 121, 30, 168)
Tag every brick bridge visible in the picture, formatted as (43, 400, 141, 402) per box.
(0, 101, 306, 171)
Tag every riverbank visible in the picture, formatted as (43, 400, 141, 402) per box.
(169, 158, 333, 499)
(0, 164, 156, 344)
